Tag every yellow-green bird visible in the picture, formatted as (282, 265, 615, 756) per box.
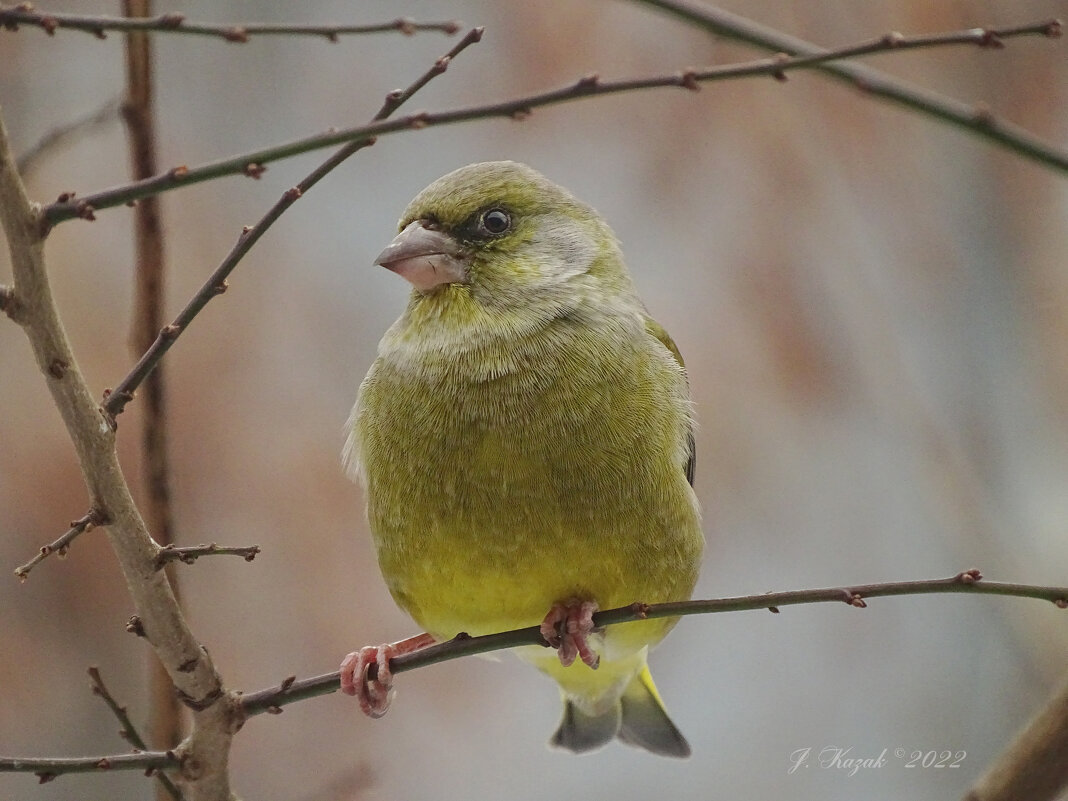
(339, 161, 703, 757)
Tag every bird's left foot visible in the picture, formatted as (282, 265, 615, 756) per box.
(339, 632, 435, 718)
(541, 600, 600, 669)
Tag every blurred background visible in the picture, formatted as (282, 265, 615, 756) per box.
(1, 0, 1067, 799)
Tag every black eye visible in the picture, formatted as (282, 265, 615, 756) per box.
(480, 209, 511, 235)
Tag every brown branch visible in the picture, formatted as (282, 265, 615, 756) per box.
(238, 570, 1068, 717)
(88, 667, 183, 801)
(0, 102, 236, 800)
(962, 672, 1068, 801)
(99, 25, 485, 421)
(0, 751, 181, 782)
(0, 5, 460, 41)
(13, 508, 107, 581)
(634, 0, 1065, 171)
(120, 0, 183, 779)
(40, 17, 1065, 227)
(15, 98, 121, 175)
(155, 543, 261, 569)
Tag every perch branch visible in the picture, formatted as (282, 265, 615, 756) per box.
(40, 18, 1063, 227)
(100, 26, 484, 420)
(0, 5, 460, 41)
(634, 0, 1066, 171)
(238, 570, 1068, 716)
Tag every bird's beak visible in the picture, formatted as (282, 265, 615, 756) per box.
(373, 221, 468, 292)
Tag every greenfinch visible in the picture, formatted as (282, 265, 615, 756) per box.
(340, 161, 703, 757)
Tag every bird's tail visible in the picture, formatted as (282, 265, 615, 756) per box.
(550, 666, 690, 758)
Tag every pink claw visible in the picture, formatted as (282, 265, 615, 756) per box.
(339, 632, 435, 718)
(540, 600, 600, 669)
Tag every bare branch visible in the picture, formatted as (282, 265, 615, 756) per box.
(238, 570, 1068, 717)
(100, 26, 484, 421)
(155, 543, 261, 569)
(88, 667, 183, 801)
(120, 2, 185, 776)
(634, 0, 1065, 171)
(0, 101, 236, 800)
(0, 5, 460, 41)
(40, 18, 1065, 227)
(0, 751, 181, 782)
(13, 508, 107, 581)
(15, 99, 121, 175)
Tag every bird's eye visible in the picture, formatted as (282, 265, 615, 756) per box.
(479, 209, 511, 235)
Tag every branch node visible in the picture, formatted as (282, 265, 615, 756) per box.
(972, 102, 996, 127)
(956, 568, 983, 584)
(159, 323, 181, 340)
(841, 590, 868, 608)
(678, 68, 701, 90)
(283, 186, 303, 202)
(158, 13, 185, 29)
(223, 26, 249, 43)
(978, 28, 1005, 49)
(212, 279, 229, 295)
(126, 615, 146, 637)
(48, 357, 69, 378)
(243, 162, 266, 179)
(37, 772, 57, 784)
(0, 284, 18, 319)
(395, 17, 415, 36)
(39, 14, 56, 35)
(168, 165, 189, 180)
(882, 31, 905, 47)
(266, 705, 283, 714)
(1046, 19, 1063, 38)
(627, 601, 651, 619)
(509, 107, 533, 121)
(576, 73, 600, 90)
(768, 606, 781, 613)
(74, 200, 96, 221)
(1055, 598, 1068, 609)
(409, 112, 430, 129)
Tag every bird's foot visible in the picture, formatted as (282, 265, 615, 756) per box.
(540, 600, 600, 669)
(339, 632, 435, 718)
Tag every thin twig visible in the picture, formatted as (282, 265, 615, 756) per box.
(40, 17, 1064, 227)
(99, 26, 485, 421)
(155, 543, 261, 569)
(634, 0, 1065, 171)
(14, 508, 107, 581)
(0, 5, 460, 41)
(88, 667, 183, 801)
(238, 570, 1068, 717)
(0, 751, 181, 782)
(15, 99, 121, 175)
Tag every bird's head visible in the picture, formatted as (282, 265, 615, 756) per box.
(374, 161, 631, 312)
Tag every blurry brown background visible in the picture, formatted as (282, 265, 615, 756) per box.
(2, 1, 1067, 799)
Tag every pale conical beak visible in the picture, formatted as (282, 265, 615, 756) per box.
(373, 221, 468, 292)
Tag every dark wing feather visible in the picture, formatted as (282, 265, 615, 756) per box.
(643, 316, 696, 487)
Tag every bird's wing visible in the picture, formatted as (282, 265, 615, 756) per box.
(643, 316, 696, 487)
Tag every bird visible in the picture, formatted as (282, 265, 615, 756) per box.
(339, 161, 703, 757)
